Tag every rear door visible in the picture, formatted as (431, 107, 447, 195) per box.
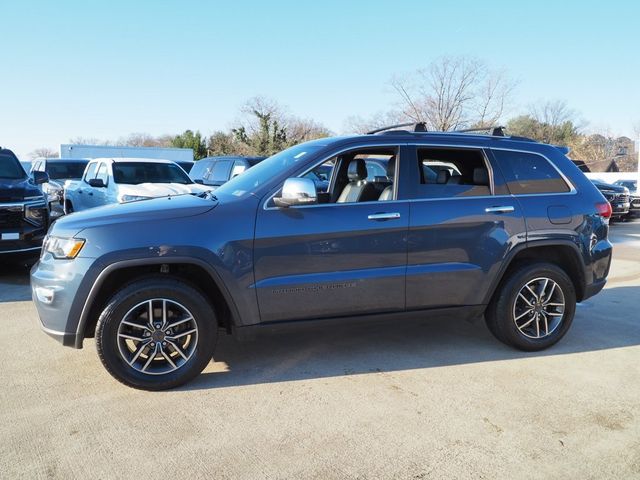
(404, 144, 527, 309)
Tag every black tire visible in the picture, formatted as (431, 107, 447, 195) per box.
(485, 262, 576, 351)
(64, 200, 73, 214)
(95, 276, 217, 390)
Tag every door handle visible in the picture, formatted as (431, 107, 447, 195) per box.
(368, 212, 401, 221)
(78, 190, 83, 194)
(485, 206, 515, 213)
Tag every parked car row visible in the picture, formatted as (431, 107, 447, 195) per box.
(2, 152, 267, 261)
(589, 179, 637, 221)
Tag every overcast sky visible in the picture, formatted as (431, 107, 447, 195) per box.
(2, 0, 639, 159)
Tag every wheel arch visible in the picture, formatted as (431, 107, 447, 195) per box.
(75, 257, 241, 348)
(484, 240, 587, 306)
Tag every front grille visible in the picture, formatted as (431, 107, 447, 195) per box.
(0, 206, 24, 228)
(617, 193, 630, 203)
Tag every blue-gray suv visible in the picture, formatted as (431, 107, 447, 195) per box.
(31, 125, 614, 390)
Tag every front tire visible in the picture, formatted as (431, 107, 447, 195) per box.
(95, 277, 217, 390)
(486, 263, 576, 351)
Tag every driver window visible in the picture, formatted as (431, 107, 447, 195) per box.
(304, 147, 397, 204)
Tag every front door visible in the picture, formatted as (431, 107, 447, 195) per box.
(253, 146, 409, 323)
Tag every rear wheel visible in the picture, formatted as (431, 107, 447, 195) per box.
(95, 277, 217, 390)
(486, 263, 576, 351)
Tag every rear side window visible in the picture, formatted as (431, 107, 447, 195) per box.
(493, 150, 570, 194)
(413, 147, 492, 198)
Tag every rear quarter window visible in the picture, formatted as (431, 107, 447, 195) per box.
(492, 150, 570, 195)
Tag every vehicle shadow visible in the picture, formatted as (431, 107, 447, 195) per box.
(182, 285, 640, 391)
(0, 261, 33, 303)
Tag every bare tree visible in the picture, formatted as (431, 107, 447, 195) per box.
(29, 147, 59, 159)
(529, 100, 579, 129)
(389, 56, 514, 131)
(343, 111, 408, 134)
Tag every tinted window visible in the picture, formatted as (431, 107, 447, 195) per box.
(231, 161, 247, 178)
(112, 162, 192, 185)
(83, 163, 98, 183)
(46, 161, 88, 180)
(493, 150, 570, 194)
(414, 148, 491, 198)
(0, 153, 26, 179)
(189, 160, 212, 180)
(95, 163, 109, 184)
(209, 160, 232, 182)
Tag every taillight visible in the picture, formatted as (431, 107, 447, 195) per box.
(596, 202, 612, 219)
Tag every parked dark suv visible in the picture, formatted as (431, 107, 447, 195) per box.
(1, 148, 50, 258)
(590, 179, 630, 221)
(31, 125, 613, 390)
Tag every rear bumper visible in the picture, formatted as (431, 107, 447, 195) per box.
(582, 278, 607, 301)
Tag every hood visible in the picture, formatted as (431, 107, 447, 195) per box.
(592, 181, 627, 193)
(0, 177, 44, 202)
(118, 182, 211, 198)
(52, 193, 218, 235)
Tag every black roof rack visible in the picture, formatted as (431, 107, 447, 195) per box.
(367, 122, 427, 134)
(454, 126, 506, 137)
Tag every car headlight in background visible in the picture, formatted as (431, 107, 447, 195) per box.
(43, 236, 85, 259)
(119, 194, 152, 203)
(24, 199, 48, 226)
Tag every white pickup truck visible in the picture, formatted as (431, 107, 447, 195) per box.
(63, 158, 210, 213)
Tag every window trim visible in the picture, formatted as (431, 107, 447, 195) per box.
(83, 162, 98, 184)
(262, 143, 403, 211)
(490, 147, 576, 196)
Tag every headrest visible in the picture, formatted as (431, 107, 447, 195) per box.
(348, 158, 367, 181)
(386, 156, 396, 179)
(437, 170, 450, 184)
(473, 167, 489, 186)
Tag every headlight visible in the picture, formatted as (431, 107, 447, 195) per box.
(43, 236, 85, 259)
(120, 194, 152, 203)
(25, 202, 48, 226)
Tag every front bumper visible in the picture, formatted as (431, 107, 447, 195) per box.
(31, 256, 97, 348)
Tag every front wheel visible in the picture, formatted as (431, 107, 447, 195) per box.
(486, 263, 576, 351)
(95, 277, 217, 390)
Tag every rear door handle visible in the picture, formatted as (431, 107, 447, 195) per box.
(368, 212, 401, 221)
(485, 206, 515, 213)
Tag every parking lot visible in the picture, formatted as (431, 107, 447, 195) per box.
(0, 222, 638, 479)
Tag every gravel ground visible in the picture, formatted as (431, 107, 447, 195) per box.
(0, 221, 639, 479)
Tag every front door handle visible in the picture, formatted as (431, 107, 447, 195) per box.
(368, 212, 401, 221)
(485, 206, 515, 214)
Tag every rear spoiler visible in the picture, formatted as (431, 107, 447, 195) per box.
(554, 145, 571, 155)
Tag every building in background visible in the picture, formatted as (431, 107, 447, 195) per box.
(60, 144, 193, 162)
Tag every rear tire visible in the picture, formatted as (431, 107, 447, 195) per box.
(95, 277, 217, 390)
(486, 262, 576, 351)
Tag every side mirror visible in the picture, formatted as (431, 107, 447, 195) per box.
(32, 170, 49, 185)
(273, 177, 317, 208)
(88, 178, 106, 188)
(194, 179, 204, 184)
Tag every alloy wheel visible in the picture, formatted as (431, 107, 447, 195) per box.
(512, 277, 566, 339)
(116, 298, 198, 375)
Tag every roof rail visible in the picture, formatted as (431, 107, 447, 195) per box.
(367, 122, 427, 134)
(454, 126, 506, 137)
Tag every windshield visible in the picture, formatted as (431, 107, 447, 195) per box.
(46, 161, 89, 180)
(112, 162, 192, 185)
(0, 153, 27, 179)
(214, 143, 325, 197)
